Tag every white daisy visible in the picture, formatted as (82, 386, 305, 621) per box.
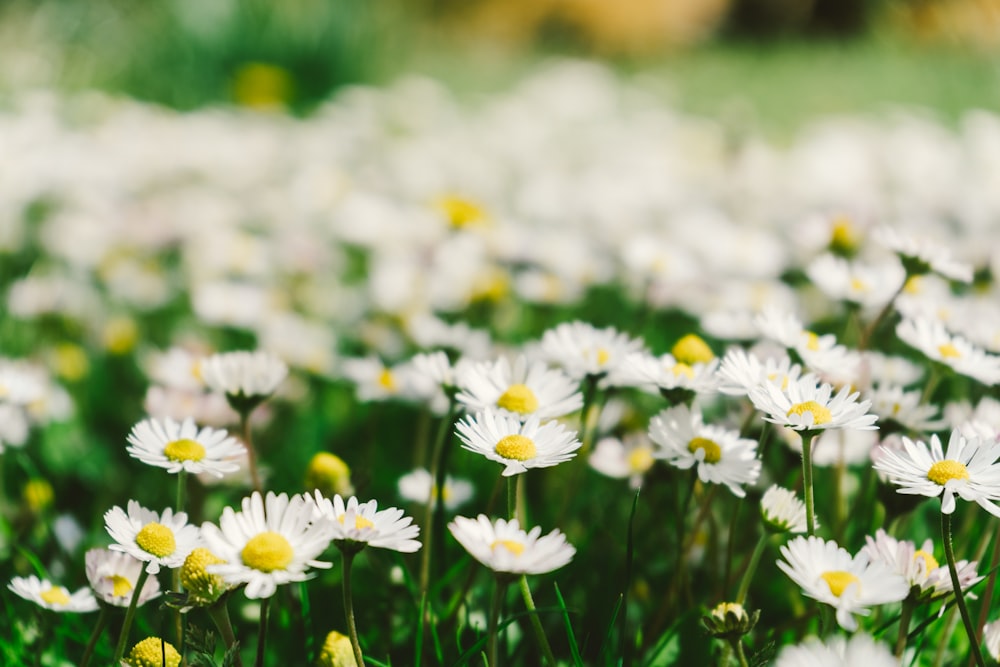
(456, 355, 582, 422)
(777, 535, 909, 631)
(126, 416, 245, 477)
(397, 468, 474, 510)
(774, 633, 897, 667)
(455, 410, 581, 477)
(201, 492, 332, 599)
(873, 429, 1000, 516)
(648, 404, 760, 497)
(8, 575, 98, 613)
(861, 529, 981, 603)
(861, 351, 925, 387)
(806, 253, 905, 309)
(866, 383, 944, 432)
(448, 515, 575, 576)
(588, 433, 656, 489)
(760, 485, 810, 534)
(104, 501, 201, 574)
(85, 548, 162, 608)
(717, 348, 810, 398)
(897, 317, 1000, 385)
(539, 320, 645, 381)
(754, 308, 859, 378)
(875, 226, 973, 283)
(614, 351, 720, 399)
(749, 375, 878, 432)
(200, 350, 288, 409)
(311, 492, 421, 553)
(985, 618, 1000, 662)
(340, 356, 413, 403)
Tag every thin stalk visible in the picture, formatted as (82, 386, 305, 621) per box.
(80, 605, 108, 667)
(971, 523, 1000, 667)
(801, 431, 817, 536)
(729, 638, 750, 667)
(519, 574, 557, 666)
(240, 410, 263, 496)
(487, 577, 506, 667)
(895, 598, 916, 660)
(300, 581, 314, 665)
(735, 533, 769, 606)
(206, 598, 243, 667)
(859, 282, 905, 350)
(255, 596, 271, 667)
(507, 476, 517, 522)
(173, 470, 186, 662)
(420, 400, 458, 596)
(112, 566, 151, 664)
(342, 550, 366, 666)
(722, 496, 742, 598)
(942, 511, 986, 667)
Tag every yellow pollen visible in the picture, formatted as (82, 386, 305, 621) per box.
(596, 348, 611, 366)
(803, 331, 821, 351)
(110, 575, 133, 598)
(491, 539, 525, 556)
(242, 532, 294, 572)
(913, 549, 940, 572)
(938, 343, 961, 359)
(904, 276, 922, 294)
(40, 586, 71, 606)
(337, 513, 375, 530)
(496, 383, 539, 415)
(927, 459, 970, 486)
(628, 447, 654, 473)
(672, 363, 695, 379)
(850, 277, 869, 292)
(688, 437, 722, 464)
(891, 402, 901, 416)
(378, 369, 396, 392)
(671, 334, 715, 365)
(191, 360, 204, 383)
(436, 195, 487, 228)
(787, 401, 832, 426)
(821, 570, 860, 597)
(136, 523, 176, 558)
(495, 434, 537, 461)
(163, 438, 206, 463)
(127, 636, 182, 667)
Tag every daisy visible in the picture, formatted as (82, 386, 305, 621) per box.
(866, 383, 944, 433)
(456, 355, 582, 422)
(861, 529, 981, 603)
(614, 351, 720, 400)
(104, 501, 201, 574)
(749, 375, 878, 432)
(897, 317, 1000, 385)
(777, 535, 909, 631)
(648, 404, 760, 497)
(8, 575, 98, 612)
(200, 491, 333, 599)
(126, 416, 246, 477)
(806, 253, 905, 309)
(397, 468, 474, 510)
(199, 350, 288, 411)
(311, 492, 421, 553)
(123, 636, 181, 667)
(588, 433, 656, 489)
(318, 630, 357, 667)
(448, 515, 575, 576)
(717, 348, 809, 398)
(760, 485, 810, 534)
(85, 548, 162, 608)
(873, 429, 1000, 516)
(774, 633, 896, 667)
(754, 308, 860, 378)
(875, 226, 973, 283)
(985, 618, 1000, 662)
(340, 355, 412, 402)
(455, 410, 582, 477)
(539, 320, 645, 381)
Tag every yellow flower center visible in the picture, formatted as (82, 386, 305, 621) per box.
(786, 401, 832, 426)
(767, 372, 790, 390)
(378, 369, 396, 392)
(40, 586, 70, 606)
(241, 532, 294, 573)
(338, 513, 375, 530)
(913, 549, 940, 572)
(904, 275, 922, 294)
(180, 547, 227, 602)
(496, 383, 540, 415)
(927, 459, 970, 486)
(491, 539, 525, 556)
(110, 575, 133, 598)
(671, 334, 714, 365)
(938, 343, 961, 359)
(628, 447, 655, 474)
(596, 347, 611, 367)
(803, 331, 821, 351)
(436, 195, 487, 228)
(163, 438, 207, 463)
(136, 523, 177, 558)
(495, 434, 537, 461)
(821, 570, 860, 597)
(688, 437, 722, 464)
(830, 218, 860, 252)
(850, 277, 869, 293)
(672, 363, 695, 379)
(127, 636, 182, 667)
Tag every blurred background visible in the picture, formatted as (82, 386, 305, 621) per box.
(1, 0, 999, 129)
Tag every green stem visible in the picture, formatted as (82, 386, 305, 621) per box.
(342, 550, 366, 667)
(300, 581, 314, 666)
(801, 431, 817, 537)
(112, 566, 151, 664)
(79, 605, 108, 667)
(419, 400, 458, 598)
(729, 638, 749, 667)
(942, 511, 986, 667)
(487, 577, 506, 667)
(895, 598, 916, 659)
(519, 574, 557, 666)
(735, 533, 769, 606)
(206, 598, 243, 667)
(240, 410, 263, 496)
(254, 596, 271, 667)
(971, 522, 1000, 667)
(173, 470, 186, 665)
(507, 476, 517, 522)
(859, 282, 904, 350)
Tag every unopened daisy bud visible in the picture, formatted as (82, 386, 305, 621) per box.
(180, 548, 229, 606)
(671, 334, 715, 365)
(22, 479, 54, 513)
(702, 601, 759, 640)
(125, 636, 181, 667)
(760, 485, 811, 534)
(318, 630, 358, 667)
(305, 452, 354, 497)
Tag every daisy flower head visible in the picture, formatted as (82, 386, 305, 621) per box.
(124, 636, 181, 667)
(777, 535, 909, 631)
(311, 492, 421, 554)
(200, 491, 333, 599)
(754, 308, 859, 378)
(340, 355, 409, 403)
(861, 529, 981, 603)
(873, 429, 1000, 516)
(648, 404, 760, 497)
(199, 350, 288, 412)
(104, 501, 200, 574)
(126, 416, 245, 477)
(539, 320, 645, 381)
(456, 410, 581, 477)
(806, 253, 905, 309)
(774, 633, 897, 667)
(985, 618, 1000, 662)
(85, 548, 161, 608)
(588, 432, 656, 489)
(749, 374, 878, 433)
(874, 226, 973, 283)
(456, 355, 583, 422)
(8, 575, 98, 612)
(897, 317, 1000, 385)
(397, 468, 474, 511)
(448, 515, 575, 577)
(180, 547, 230, 606)
(760, 485, 810, 534)
(866, 383, 944, 433)
(717, 348, 809, 398)
(614, 351, 720, 402)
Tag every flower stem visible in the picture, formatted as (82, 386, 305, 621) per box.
(971, 522, 1000, 667)
(240, 409, 263, 496)
(942, 511, 986, 667)
(112, 566, 151, 664)
(519, 574, 557, 666)
(735, 533, 769, 606)
(487, 577, 506, 667)
(507, 476, 517, 522)
(206, 597, 243, 667)
(342, 550, 366, 666)
(729, 637, 750, 667)
(255, 596, 271, 667)
(419, 401, 458, 598)
(79, 605, 108, 667)
(801, 431, 817, 537)
(895, 598, 915, 659)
